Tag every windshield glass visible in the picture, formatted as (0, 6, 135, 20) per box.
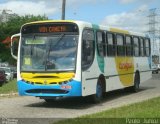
(20, 34, 78, 72)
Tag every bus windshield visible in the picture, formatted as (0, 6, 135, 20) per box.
(20, 34, 78, 72)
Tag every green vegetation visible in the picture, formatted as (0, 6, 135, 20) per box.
(0, 15, 48, 65)
(86, 97, 160, 118)
(0, 79, 17, 94)
(54, 97, 160, 124)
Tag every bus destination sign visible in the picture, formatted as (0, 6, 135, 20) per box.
(22, 23, 79, 34)
(39, 26, 67, 33)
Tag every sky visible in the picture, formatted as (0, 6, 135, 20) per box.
(0, 0, 160, 33)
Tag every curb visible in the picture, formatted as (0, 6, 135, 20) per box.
(0, 93, 18, 97)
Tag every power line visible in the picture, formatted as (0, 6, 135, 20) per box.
(146, 8, 160, 61)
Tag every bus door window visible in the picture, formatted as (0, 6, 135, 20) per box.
(82, 29, 95, 70)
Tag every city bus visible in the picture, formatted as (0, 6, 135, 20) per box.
(11, 20, 152, 103)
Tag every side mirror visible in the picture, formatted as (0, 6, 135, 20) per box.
(11, 33, 21, 60)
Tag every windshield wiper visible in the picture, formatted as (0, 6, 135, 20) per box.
(30, 35, 35, 55)
(30, 35, 36, 69)
(45, 34, 65, 71)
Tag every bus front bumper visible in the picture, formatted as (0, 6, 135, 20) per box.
(17, 80, 82, 97)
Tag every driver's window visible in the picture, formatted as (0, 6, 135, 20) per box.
(82, 29, 95, 71)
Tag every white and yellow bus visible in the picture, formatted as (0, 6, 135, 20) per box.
(11, 20, 152, 103)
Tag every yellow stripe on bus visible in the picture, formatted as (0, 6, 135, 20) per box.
(115, 57, 134, 86)
(110, 28, 129, 34)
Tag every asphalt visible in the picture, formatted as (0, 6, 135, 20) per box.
(0, 73, 160, 124)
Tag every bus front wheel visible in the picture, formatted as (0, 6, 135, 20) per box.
(90, 79, 103, 103)
(44, 99, 55, 103)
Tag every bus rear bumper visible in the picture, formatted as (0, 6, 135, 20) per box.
(17, 80, 82, 97)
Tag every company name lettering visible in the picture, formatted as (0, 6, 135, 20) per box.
(119, 62, 133, 70)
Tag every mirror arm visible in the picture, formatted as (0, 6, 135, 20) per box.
(11, 33, 21, 60)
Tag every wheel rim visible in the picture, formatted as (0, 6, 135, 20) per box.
(96, 83, 102, 98)
(135, 74, 140, 90)
(135, 81, 139, 89)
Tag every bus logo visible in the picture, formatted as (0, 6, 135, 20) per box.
(44, 80, 47, 85)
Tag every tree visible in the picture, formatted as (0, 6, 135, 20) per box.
(0, 14, 48, 65)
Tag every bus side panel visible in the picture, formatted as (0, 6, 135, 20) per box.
(104, 56, 134, 92)
(134, 57, 152, 83)
(105, 58, 125, 91)
(81, 57, 100, 96)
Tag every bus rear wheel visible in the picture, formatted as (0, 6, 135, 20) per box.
(132, 72, 140, 92)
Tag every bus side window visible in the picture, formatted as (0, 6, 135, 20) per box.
(140, 37, 145, 56)
(96, 31, 106, 57)
(106, 33, 115, 56)
(126, 36, 133, 56)
(133, 37, 140, 57)
(116, 34, 125, 56)
(82, 29, 95, 70)
(145, 38, 150, 57)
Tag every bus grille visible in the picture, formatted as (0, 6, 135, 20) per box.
(26, 89, 69, 94)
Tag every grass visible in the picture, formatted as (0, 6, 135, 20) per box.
(0, 79, 17, 94)
(54, 97, 160, 124)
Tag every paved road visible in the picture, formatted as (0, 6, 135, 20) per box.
(0, 74, 160, 124)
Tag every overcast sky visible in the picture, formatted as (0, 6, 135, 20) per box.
(0, 0, 160, 33)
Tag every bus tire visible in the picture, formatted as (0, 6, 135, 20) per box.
(132, 72, 140, 92)
(90, 79, 103, 103)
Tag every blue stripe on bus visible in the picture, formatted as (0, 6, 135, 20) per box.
(17, 80, 82, 97)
